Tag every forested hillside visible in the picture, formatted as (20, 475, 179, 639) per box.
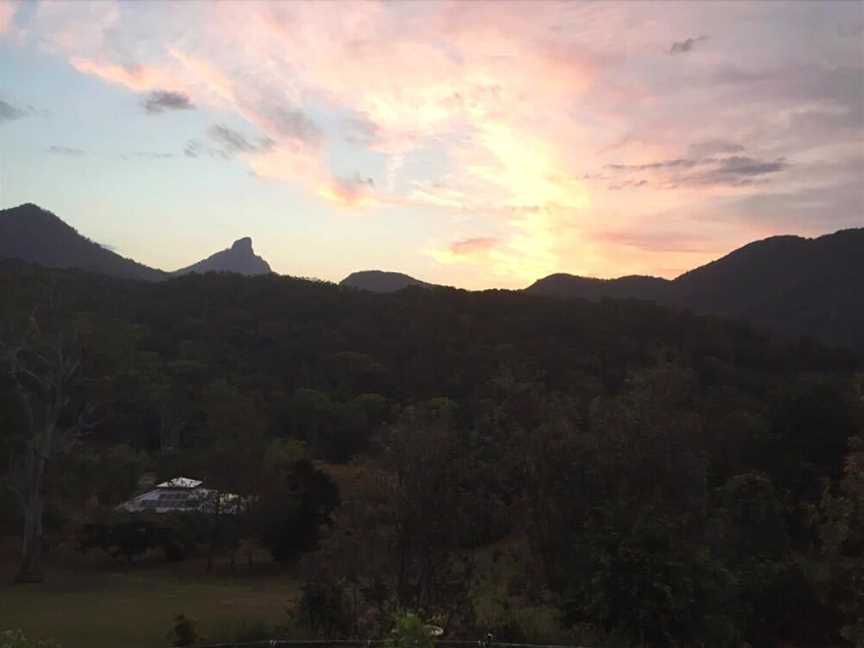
(1, 260, 862, 646)
(340, 270, 433, 292)
(528, 228, 864, 353)
(0, 204, 166, 281)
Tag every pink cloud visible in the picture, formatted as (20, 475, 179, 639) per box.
(592, 229, 721, 254)
(19, 0, 861, 284)
(319, 175, 376, 208)
(449, 237, 500, 257)
(0, 1, 18, 34)
(69, 58, 183, 94)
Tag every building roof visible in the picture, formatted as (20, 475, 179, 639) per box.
(156, 477, 203, 489)
(117, 476, 245, 515)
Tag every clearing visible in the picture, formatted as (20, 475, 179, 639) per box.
(0, 548, 298, 648)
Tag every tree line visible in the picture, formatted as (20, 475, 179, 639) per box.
(0, 260, 862, 646)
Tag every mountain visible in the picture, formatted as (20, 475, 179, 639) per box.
(172, 237, 271, 276)
(674, 229, 864, 349)
(0, 203, 165, 281)
(3, 202, 861, 350)
(0, 203, 272, 280)
(527, 228, 864, 351)
(528, 274, 673, 301)
(341, 270, 434, 293)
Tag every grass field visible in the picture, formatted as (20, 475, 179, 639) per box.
(0, 547, 299, 648)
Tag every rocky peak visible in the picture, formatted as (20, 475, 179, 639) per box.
(172, 236, 271, 276)
(231, 237, 254, 253)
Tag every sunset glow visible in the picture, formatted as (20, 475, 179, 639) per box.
(0, 0, 861, 287)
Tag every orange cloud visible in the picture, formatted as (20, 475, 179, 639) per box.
(69, 58, 182, 94)
(450, 237, 499, 256)
(169, 49, 236, 108)
(38, 1, 610, 280)
(30, 0, 829, 285)
(318, 176, 376, 208)
(430, 236, 499, 264)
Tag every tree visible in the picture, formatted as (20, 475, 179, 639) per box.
(1, 313, 89, 582)
(813, 436, 864, 644)
(563, 516, 740, 646)
(307, 401, 476, 635)
(252, 454, 340, 563)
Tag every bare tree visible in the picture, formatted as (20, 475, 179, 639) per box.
(2, 312, 87, 583)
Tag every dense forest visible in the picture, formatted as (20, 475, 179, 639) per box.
(1, 259, 862, 647)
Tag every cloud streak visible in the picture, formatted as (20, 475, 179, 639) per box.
(69, 58, 181, 93)
(47, 145, 85, 156)
(208, 124, 272, 156)
(450, 237, 499, 256)
(143, 90, 194, 113)
(602, 154, 790, 189)
(320, 175, 376, 207)
(669, 35, 708, 54)
(0, 98, 26, 122)
(128, 151, 175, 160)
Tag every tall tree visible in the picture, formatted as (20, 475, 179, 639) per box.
(1, 313, 87, 582)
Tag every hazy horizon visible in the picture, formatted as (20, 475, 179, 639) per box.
(1, 0, 862, 289)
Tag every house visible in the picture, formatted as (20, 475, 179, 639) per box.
(117, 476, 244, 515)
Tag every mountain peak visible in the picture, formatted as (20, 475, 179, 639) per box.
(173, 237, 271, 276)
(16, 202, 44, 212)
(5, 202, 66, 226)
(0, 203, 165, 281)
(341, 270, 435, 293)
(231, 237, 254, 253)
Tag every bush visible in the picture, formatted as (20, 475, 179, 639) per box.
(0, 630, 61, 648)
(298, 580, 353, 636)
(169, 614, 199, 647)
(216, 619, 280, 642)
(211, 614, 315, 643)
(386, 611, 436, 648)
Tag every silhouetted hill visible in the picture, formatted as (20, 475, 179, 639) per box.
(0, 203, 273, 280)
(527, 228, 864, 351)
(3, 203, 860, 350)
(528, 274, 673, 301)
(341, 270, 434, 292)
(674, 228, 864, 350)
(0, 203, 166, 281)
(172, 237, 271, 276)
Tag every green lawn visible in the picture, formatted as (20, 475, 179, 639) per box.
(0, 555, 298, 648)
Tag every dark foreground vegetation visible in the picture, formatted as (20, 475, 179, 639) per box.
(1, 260, 862, 647)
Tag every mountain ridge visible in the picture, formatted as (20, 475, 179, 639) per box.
(1, 202, 861, 350)
(526, 227, 864, 350)
(0, 203, 271, 279)
(0, 203, 167, 281)
(172, 236, 271, 276)
(340, 270, 433, 293)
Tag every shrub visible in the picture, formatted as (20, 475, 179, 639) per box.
(169, 614, 199, 647)
(229, 620, 279, 642)
(0, 630, 61, 648)
(298, 580, 352, 636)
(386, 611, 436, 648)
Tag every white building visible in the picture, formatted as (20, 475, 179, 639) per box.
(117, 476, 244, 515)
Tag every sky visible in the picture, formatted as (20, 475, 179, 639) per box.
(0, 0, 862, 288)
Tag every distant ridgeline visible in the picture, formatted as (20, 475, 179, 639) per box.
(525, 228, 864, 353)
(340, 270, 435, 293)
(342, 230, 864, 353)
(0, 203, 271, 280)
(1, 202, 862, 352)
